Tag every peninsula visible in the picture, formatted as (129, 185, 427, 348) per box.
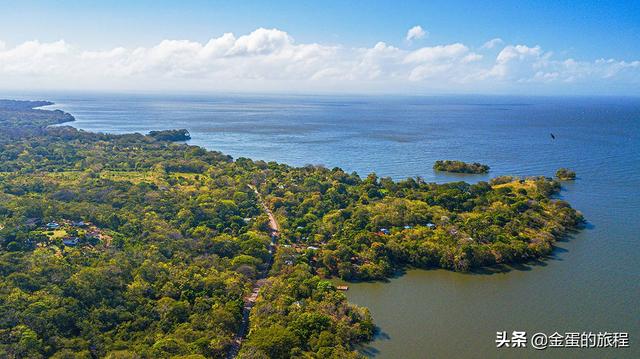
(0, 101, 583, 358)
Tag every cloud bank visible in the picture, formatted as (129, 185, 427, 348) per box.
(0, 27, 639, 94)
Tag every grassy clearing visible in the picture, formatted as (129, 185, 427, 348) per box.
(44, 229, 68, 240)
(492, 179, 537, 192)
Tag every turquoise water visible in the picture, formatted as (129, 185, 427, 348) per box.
(18, 93, 640, 357)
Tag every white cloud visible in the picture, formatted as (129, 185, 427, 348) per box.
(402, 43, 481, 82)
(227, 28, 292, 56)
(0, 40, 71, 75)
(462, 53, 483, 63)
(406, 26, 427, 41)
(482, 38, 504, 49)
(486, 44, 546, 79)
(0, 28, 638, 94)
(594, 58, 640, 78)
(478, 44, 640, 86)
(404, 43, 470, 63)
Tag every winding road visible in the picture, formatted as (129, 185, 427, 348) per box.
(226, 185, 279, 358)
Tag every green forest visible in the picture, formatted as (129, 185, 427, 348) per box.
(0, 101, 583, 358)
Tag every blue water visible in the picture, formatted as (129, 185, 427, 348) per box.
(9, 92, 640, 358)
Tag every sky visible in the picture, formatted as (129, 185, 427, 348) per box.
(0, 0, 639, 95)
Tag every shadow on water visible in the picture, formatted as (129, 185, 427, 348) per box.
(343, 220, 589, 359)
(357, 327, 391, 358)
(342, 268, 408, 284)
(346, 231, 584, 280)
(350, 232, 582, 357)
(470, 225, 595, 275)
(468, 260, 548, 275)
(341, 221, 592, 284)
(358, 345, 380, 358)
(385, 267, 408, 280)
(374, 329, 391, 341)
(547, 246, 568, 261)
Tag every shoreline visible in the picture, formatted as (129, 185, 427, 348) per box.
(16, 99, 585, 277)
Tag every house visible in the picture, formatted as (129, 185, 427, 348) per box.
(46, 222, 60, 230)
(404, 225, 413, 230)
(62, 237, 79, 246)
(379, 228, 390, 235)
(306, 246, 319, 251)
(426, 223, 436, 229)
(86, 230, 101, 240)
(24, 218, 40, 228)
(71, 221, 87, 227)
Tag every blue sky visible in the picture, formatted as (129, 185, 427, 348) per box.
(0, 0, 639, 95)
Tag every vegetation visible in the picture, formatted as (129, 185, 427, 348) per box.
(148, 129, 192, 142)
(433, 160, 490, 174)
(0, 101, 371, 358)
(0, 100, 583, 358)
(555, 168, 576, 180)
(0, 100, 74, 143)
(256, 166, 583, 280)
(240, 262, 373, 358)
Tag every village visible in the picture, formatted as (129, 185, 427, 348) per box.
(21, 218, 111, 249)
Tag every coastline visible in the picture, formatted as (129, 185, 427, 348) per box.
(4, 96, 635, 359)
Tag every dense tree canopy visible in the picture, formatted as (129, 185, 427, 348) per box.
(148, 129, 191, 142)
(0, 101, 583, 358)
(555, 168, 576, 180)
(255, 164, 583, 280)
(433, 160, 490, 174)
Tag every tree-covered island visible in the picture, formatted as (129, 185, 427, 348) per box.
(0, 101, 583, 358)
(433, 160, 490, 174)
(555, 168, 576, 180)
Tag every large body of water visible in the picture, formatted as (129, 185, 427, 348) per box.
(14, 93, 640, 358)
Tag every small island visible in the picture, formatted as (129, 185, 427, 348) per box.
(148, 128, 191, 141)
(555, 168, 576, 180)
(433, 160, 490, 174)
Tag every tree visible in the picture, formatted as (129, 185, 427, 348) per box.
(244, 324, 299, 359)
